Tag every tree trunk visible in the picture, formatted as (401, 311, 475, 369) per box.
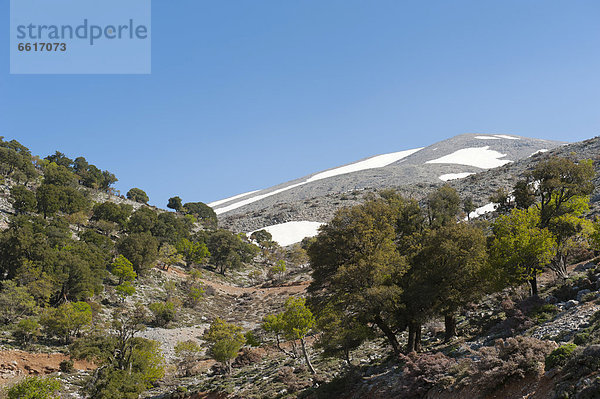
(407, 323, 415, 353)
(407, 322, 422, 352)
(291, 340, 298, 358)
(415, 323, 422, 352)
(444, 313, 457, 342)
(529, 276, 538, 297)
(300, 338, 316, 374)
(550, 254, 569, 280)
(374, 315, 401, 355)
(275, 335, 283, 352)
(344, 348, 352, 367)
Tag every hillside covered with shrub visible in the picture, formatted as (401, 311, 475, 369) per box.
(1, 136, 600, 399)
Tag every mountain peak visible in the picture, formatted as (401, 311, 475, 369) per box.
(212, 133, 565, 246)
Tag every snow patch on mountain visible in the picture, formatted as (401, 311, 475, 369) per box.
(469, 203, 498, 220)
(214, 182, 306, 215)
(426, 146, 512, 169)
(531, 149, 549, 157)
(208, 190, 261, 207)
(250, 221, 324, 246)
(439, 172, 475, 181)
(306, 148, 422, 183)
(212, 148, 423, 215)
(474, 135, 501, 140)
(474, 134, 520, 140)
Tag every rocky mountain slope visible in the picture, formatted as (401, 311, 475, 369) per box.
(216, 133, 564, 241)
(2, 135, 600, 399)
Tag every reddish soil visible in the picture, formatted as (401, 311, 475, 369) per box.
(0, 350, 95, 386)
(484, 371, 557, 399)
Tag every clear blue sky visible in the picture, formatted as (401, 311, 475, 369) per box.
(1, 1, 599, 207)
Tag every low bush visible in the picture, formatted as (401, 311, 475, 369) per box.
(581, 292, 598, 303)
(397, 352, 457, 398)
(463, 337, 556, 393)
(59, 359, 74, 373)
(545, 343, 577, 370)
(148, 301, 176, 327)
(554, 345, 600, 399)
(529, 304, 559, 323)
(574, 331, 590, 345)
(7, 376, 61, 399)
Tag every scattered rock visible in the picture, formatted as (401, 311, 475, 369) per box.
(565, 300, 579, 309)
(577, 290, 592, 302)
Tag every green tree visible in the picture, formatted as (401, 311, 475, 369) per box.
(489, 187, 513, 214)
(151, 212, 192, 244)
(158, 243, 183, 271)
(315, 302, 372, 365)
(180, 269, 204, 308)
(56, 186, 88, 215)
(268, 259, 287, 281)
(202, 318, 245, 374)
(110, 255, 137, 285)
(409, 223, 489, 342)
(80, 229, 114, 252)
(592, 219, 600, 252)
(0, 280, 37, 324)
(427, 185, 461, 227)
(43, 162, 77, 187)
(71, 307, 164, 399)
(36, 184, 61, 218)
(40, 301, 92, 344)
(65, 210, 89, 232)
(175, 238, 210, 265)
(115, 282, 136, 302)
(262, 313, 287, 353)
(126, 188, 149, 204)
(513, 179, 536, 209)
(489, 207, 555, 296)
(185, 284, 204, 308)
(167, 196, 183, 212)
(92, 202, 132, 228)
(518, 157, 596, 279)
(36, 184, 88, 218)
(0, 216, 66, 281)
(463, 196, 475, 221)
(279, 297, 317, 373)
(530, 157, 595, 228)
(48, 242, 107, 301)
(546, 196, 594, 278)
(307, 198, 407, 355)
(0, 139, 37, 183)
(10, 185, 37, 214)
(183, 202, 217, 229)
(100, 170, 118, 192)
(206, 230, 258, 275)
(7, 376, 61, 399)
(45, 151, 73, 168)
(117, 232, 159, 274)
(250, 229, 275, 249)
(12, 317, 42, 347)
(128, 206, 158, 233)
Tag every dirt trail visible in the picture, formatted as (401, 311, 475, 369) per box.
(200, 278, 309, 297)
(162, 265, 310, 297)
(0, 350, 94, 386)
